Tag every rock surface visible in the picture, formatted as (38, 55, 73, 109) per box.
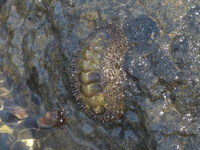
(0, 0, 199, 150)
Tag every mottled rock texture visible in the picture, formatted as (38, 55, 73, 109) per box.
(0, 0, 199, 150)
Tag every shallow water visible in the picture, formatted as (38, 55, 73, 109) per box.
(0, 0, 200, 150)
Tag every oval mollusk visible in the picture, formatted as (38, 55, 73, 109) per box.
(70, 25, 128, 122)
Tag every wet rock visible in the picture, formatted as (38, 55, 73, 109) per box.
(124, 42, 158, 84)
(171, 36, 190, 70)
(124, 111, 139, 128)
(0, 0, 199, 150)
(0, 100, 3, 110)
(122, 130, 139, 150)
(125, 3, 200, 150)
(16, 128, 50, 141)
(181, 5, 200, 34)
(171, 35, 200, 80)
(3, 100, 28, 120)
(81, 124, 94, 136)
(157, 135, 200, 150)
(111, 127, 121, 137)
(34, 0, 49, 12)
(152, 48, 180, 82)
(0, 122, 13, 134)
(0, 0, 6, 6)
(14, 0, 33, 18)
(138, 0, 199, 33)
(168, 5, 200, 119)
(171, 82, 200, 117)
(10, 139, 41, 150)
(124, 15, 159, 43)
(124, 130, 137, 140)
(0, 0, 9, 21)
(51, 1, 68, 29)
(0, 133, 9, 150)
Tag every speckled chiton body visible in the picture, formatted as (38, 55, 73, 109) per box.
(71, 25, 128, 121)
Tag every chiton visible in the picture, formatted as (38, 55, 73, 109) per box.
(70, 25, 128, 121)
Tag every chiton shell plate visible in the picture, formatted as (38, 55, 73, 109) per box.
(70, 25, 128, 121)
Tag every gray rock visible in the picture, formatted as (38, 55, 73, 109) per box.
(0, 0, 199, 150)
